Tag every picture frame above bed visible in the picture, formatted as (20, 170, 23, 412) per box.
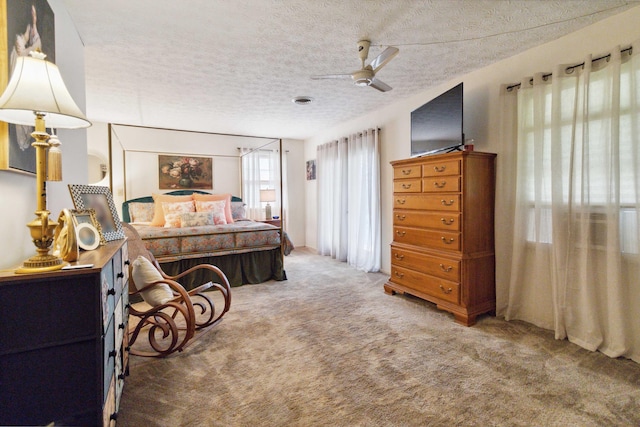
(68, 184, 125, 241)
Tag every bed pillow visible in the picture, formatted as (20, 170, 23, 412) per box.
(181, 211, 215, 227)
(230, 201, 247, 220)
(128, 202, 155, 223)
(192, 193, 234, 224)
(162, 200, 195, 228)
(131, 256, 173, 306)
(194, 200, 227, 225)
(150, 193, 194, 226)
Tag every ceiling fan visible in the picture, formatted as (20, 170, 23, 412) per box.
(311, 40, 399, 92)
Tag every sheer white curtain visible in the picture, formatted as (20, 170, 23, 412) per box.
(317, 128, 381, 272)
(240, 147, 283, 221)
(504, 42, 640, 362)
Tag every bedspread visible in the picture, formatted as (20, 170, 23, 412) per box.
(131, 220, 293, 262)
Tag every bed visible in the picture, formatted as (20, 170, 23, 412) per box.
(122, 190, 292, 288)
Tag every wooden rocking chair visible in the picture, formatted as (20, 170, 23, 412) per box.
(122, 222, 231, 357)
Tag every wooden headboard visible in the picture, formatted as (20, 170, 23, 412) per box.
(121, 190, 242, 222)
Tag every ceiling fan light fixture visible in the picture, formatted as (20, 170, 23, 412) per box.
(352, 69, 374, 87)
(292, 96, 314, 105)
(354, 78, 372, 87)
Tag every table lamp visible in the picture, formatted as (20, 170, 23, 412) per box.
(0, 51, 91, 273)
(260, 189, 276, 220)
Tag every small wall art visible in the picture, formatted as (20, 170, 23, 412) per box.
(158, 155, 213, 190)
(306, 159, 316, 180)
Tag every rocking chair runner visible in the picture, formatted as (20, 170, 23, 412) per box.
(122, 222, 231, 357)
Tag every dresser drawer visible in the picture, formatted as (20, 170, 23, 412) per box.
(394, 164, 421, 180)
(393, 178, 421, 193)
(422, 159, 460, 177)
(422, 176, 460, 193)
(389, 265, 460, 304)
(394, 194, 460, 211)
(393, 210, 460, 231)
(391, 245, 460, 282)
(393, 226, 461, 251)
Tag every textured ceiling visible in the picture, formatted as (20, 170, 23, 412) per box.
(60, 0, 639, 140)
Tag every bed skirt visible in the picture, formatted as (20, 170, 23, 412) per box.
(159, 247, 287, 289)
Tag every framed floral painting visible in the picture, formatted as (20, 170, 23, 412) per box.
(158, 155, 213, 190)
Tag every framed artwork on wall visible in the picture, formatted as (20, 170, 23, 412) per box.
(0, 0, 56, 174)
(68, 185, 125, 241)
(306, 159, 316, 180)
(158, 154, 213, 190)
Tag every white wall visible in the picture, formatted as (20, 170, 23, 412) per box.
(0, 0, 88, 270)
(304, 6, 640, 316)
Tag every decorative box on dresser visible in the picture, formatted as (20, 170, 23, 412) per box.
(384, 151, 496, 326)
(0, 239, 130, 426)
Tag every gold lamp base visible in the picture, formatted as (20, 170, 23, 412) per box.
(15, 209, 65, 274)
(15, 254, 66, 274)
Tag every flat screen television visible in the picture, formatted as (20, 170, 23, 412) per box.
(410, 82, 464, 157)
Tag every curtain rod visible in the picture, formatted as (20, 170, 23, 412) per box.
(237, 147, 289, 153)
(506, 46, 632, 91)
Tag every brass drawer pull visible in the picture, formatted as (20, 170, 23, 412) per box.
(441, 199, 455, 206)
(434, 165, 446, 173)
(441, 237, 455, 244)
(394, 271, 404, 278)
(439, 264, 452, 272)
(439, 284, 453, 294)
(402, 169, 412, 175)
(440, 218, 454, 225)
(394, 253, 405, 260)
(396, 214, 406, 220)
(434, 181, 446, 188)
(396, 230, 406, 237)
(396, 198, 406, 205)
(402, 183, 412, 189)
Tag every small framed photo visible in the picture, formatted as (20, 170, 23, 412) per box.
(68, 185, 125, 241)
(70, 208, 106, 247)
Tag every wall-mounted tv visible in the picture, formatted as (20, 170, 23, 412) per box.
(411, 82, 464, 157)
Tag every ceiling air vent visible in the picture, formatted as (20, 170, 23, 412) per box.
(292, 96, 314, 105)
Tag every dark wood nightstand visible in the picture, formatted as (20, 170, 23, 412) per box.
(258, 219, 281, 227)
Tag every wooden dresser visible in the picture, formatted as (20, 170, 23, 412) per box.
(0, 239, 130, 426)
(384, 151, 496, 326)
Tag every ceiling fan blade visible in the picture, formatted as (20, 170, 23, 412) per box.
(311, 74, 352, 80)
(369, 78, 392, 92)
(370, 46, 399, 73)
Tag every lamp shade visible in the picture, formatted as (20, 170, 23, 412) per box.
(260, 189, 276, 202)
(0, 54, 91, 129)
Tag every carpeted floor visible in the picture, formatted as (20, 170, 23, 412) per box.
(118, 247, 640, 426)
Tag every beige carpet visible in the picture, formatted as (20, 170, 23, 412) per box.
(118, 248, 640, 426)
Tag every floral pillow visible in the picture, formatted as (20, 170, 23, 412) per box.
(181, 211, 214, 227)
(162, 200, 195, 228)
(150, 193, 193, 227)
(230, 201, 246, 220)
(128, 202, 154, 223)
(195, 200, 227, 225)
